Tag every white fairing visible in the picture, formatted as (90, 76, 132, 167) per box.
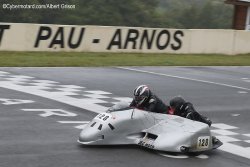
(78, 102, 218, 152)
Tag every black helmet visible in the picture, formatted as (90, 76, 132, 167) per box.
(133, 85, 151, 105)
(169, 96, 185, 110)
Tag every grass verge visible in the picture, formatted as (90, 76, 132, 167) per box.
(0, 51, 250, 66)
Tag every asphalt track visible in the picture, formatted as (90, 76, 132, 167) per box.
(0, 66, 250, 167)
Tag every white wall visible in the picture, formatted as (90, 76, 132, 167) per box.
(0, 23, 250, 55)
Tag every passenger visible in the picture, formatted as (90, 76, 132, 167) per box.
(168, 96, 212, 126)
(130, 85, 169, 114)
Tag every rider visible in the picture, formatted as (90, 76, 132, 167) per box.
(130, 85, 169, 114)
(168, 96, 212, 127)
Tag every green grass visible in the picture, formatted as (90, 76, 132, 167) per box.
(0, 51, 250, 66)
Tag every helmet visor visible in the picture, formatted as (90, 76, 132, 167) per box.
(134, 95, 146, 103)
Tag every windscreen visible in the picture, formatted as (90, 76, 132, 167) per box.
(107, 102, 131, 112)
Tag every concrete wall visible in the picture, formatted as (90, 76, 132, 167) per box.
(0, 23, 250, 54)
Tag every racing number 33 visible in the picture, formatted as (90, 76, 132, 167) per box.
(197, 136, 210, 149)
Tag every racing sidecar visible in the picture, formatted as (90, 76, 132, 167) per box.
(78, 102, 222, 153)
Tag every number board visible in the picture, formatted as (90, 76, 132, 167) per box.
(197, 136, 210, 149)
(95, 113, 112, 122)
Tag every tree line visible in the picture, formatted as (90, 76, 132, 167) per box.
(0, 0, 233, 29)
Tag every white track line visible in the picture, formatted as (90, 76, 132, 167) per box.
(219, 142, 250, 160)
(117, 67, 250, 91)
